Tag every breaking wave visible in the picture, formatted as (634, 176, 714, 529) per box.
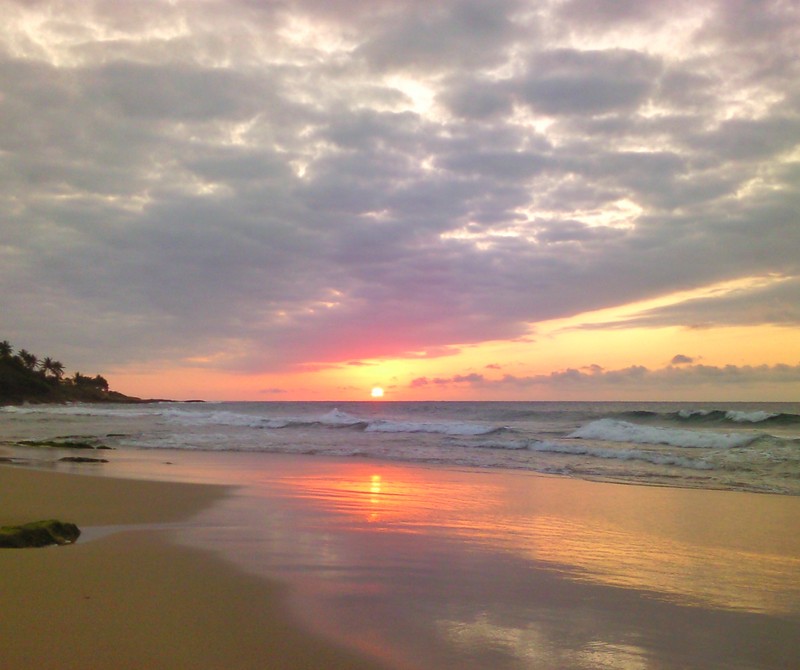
(569, 419, 760, 449)
(527, 440, 713, 470)
(673, 409, 800, 425)
(161, 407, 501, 437)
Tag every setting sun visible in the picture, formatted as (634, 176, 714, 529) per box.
(371, 386, 385, 398)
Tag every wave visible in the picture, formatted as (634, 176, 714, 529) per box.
(365, 419, 502, 436)
(615, 408, 800, 426)
(319, 409, 368, 427)
(569, 419, 760, 449)
(0, 404, 158, 418)
(527, 440, 714, 470)
(673, 409, 800, 425)
(158, 408, 290, 429)
(161, 407, 501, 437)
(450, 437, 714, 469)
(157, 407, 365, 430)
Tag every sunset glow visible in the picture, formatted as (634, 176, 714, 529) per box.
(272, 461, 800, 615)
(2, 1, 798, 401)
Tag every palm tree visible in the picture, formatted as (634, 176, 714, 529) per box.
(0, 340, 12, 359)
(17, 349, 38, 371)
(50, 360, 65, 380)
(39, 357, 65, 381)
(39, 357, 54, 376)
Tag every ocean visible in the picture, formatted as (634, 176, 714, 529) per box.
(2, 400, 799, 495)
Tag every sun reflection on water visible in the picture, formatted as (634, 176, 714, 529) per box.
(272, 463, 800, 616)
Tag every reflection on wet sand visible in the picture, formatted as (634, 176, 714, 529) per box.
(271, 462, 800, 616)
(96, 450, 800, 670)
(437, 614, 650, 670)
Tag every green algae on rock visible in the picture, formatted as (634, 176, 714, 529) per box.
(0, 520, 81, 548)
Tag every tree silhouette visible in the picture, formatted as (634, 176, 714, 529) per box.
(1, 338, 126, 404)
(39, 357, 54, 376)
(50, 360, 65, 380)
(17, 349, 38, 371)
(39, 357, 65, 381)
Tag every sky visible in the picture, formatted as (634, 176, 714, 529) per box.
(1, 0, 798, 402)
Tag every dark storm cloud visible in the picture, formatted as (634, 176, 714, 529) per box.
(1, 0, 798, 374)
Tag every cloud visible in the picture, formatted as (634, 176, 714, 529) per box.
(517, 48, 662, 116)
(1, 0, 798, 379)
(410, 373, 485, 388)
(405, 362, 800, 398)
(577, 277, 800, 330)
(496, 363, 800, 388)
(356, 0, 525, 72)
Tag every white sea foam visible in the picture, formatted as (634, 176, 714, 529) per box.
(162, 407, 365, 429)
(569, 419, 758, 449)
(161, 408, 270, 428)
(724, 410, 779, 423)
(677, 408, 780, 423)
(319, 409, 364, 426)
(677, 409, 712, 419)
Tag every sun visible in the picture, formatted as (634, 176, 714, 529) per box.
(370, 386, 385, 398)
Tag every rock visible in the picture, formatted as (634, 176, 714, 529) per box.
(58, 456, 109, 463)
(0, 520, 81, 548)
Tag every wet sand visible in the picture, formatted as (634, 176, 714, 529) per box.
(3, 451, 800, 669)
(0, 465, 386, 670)
(173, 452, 800, 670)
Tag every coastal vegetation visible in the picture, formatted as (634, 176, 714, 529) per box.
(0, 339, 141, 405)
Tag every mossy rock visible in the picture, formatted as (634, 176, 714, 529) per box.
(58, 456, 109, 464)
(17, 439, 111, 450)
(0, 520, 81, 548)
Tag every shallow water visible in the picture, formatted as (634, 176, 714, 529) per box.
(3, 400, 799, 494)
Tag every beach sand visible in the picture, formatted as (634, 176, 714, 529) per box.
(3, 452, 800, 669)
(0, 465, 386, 670)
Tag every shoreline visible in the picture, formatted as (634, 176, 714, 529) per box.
(3, 398, 797, 497)
(0, 463, 387, 670)
(3, 447, 800, 669)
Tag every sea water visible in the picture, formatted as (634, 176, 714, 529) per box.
(2, 400, 800, 495)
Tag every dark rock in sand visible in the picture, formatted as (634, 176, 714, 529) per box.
(16, 439, 112, 450)
(58, 456, 109, 464)
(0, 520, 81, 548)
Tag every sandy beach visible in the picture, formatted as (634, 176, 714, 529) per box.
(0, 464, 386, 670)
(3, 442, 800, 669)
